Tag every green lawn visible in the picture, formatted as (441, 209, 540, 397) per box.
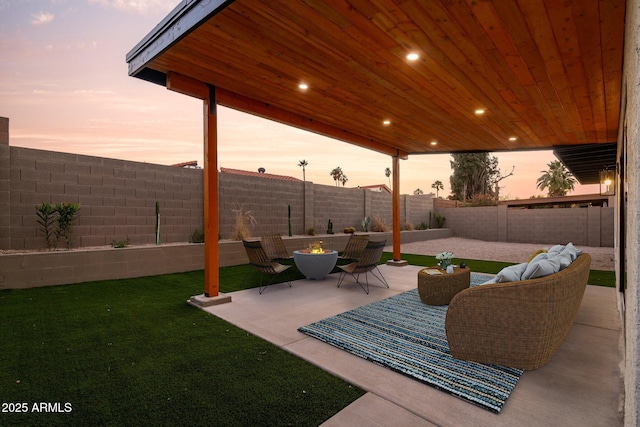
(0, 251, 615, 426)
(0, 272, 363, 427)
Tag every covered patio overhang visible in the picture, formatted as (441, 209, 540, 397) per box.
(126, 0, 624, 297)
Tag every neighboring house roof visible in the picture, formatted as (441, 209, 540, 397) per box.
(172, 160, 200, 168)
(220, 167, 301, 182)
(359, 184, 392, 194)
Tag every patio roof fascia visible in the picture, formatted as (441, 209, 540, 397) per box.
(126, 0, 234, 81)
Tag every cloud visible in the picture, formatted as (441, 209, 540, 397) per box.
(88, 0, 176, 14)
(31, 12, 55, 25)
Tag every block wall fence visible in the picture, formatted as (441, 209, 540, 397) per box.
(0, 117, 613, 252)
(0, 119, 434, 250)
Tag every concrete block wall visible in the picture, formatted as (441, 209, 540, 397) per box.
(8, 147, 203, 250)
(0, 243, 203, 290)
(507, 208, 588, 245)
(313, 184, 365, 232)
(438, 204, 614, 247)
(440, 206, 499, 241)
(369, 191, 393, 229)
(218, 173, 304, 238)
(600, 207, 614, 247)
(0, 118, 9, 249)
(404, 195, 434, 228)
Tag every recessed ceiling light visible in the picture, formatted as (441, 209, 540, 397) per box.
(430, 141, 437, 146)
(475, 109, 485, 115)
(406, 53, 419, 61)
(299, 83, 309, 90)
(383, 120, 391, 125)
(509, 136, 517, 141)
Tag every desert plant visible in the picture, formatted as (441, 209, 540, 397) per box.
(55, 202, 80, 250)
(189, 229, 205, 243)
(35, 202, 57, 250)
(110, 238, 130, 248)
(403, 221, 415, 231)
(361, 216, 371, 232)
(370, 214, 390, 232)
(415, 221, 429, 230)
(306, 226, 317, 236)
(230, 204, 257, 241)
(434, 213, 446, 228)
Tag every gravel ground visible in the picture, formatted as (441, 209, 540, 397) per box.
(387, 237, 615, 271)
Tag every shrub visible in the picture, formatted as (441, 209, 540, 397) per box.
(370, 214, 390, 232)
(35, 202, 57, 250)
(189, 229, 205, 243)
(110, 238, 130, 248)
(36, 202, 80, 250)
(230, 204, 257, 240)
(55, 202, 81, 250)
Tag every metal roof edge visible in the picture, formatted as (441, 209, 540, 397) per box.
(126, 0, 234, 78)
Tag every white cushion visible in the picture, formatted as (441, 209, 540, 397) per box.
(481, 277, 498, 285)
(495, 262, 528, 283)
(546, 245, 564, 257)
(522, 255, 562, 280)
(556, 253, 573, 270)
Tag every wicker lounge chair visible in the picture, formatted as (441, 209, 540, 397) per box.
(338, 234, 369, 262)
(261, 234, 293, 262)
(337, 240, 389, 294)
(242, 240, 293, 294)
(445, 253, 591, 370)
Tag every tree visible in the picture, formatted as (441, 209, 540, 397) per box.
(414, 188, 424, 195)
(536, 160, 576, 197)
(449, 153, 494, 201)
(488, 160, 515, 202)
(330, 167, 343, 187)
(298, 159, 308, 181)
(340, 174, 348, 187)
(385, 167, 391, 186)
(431, 180, 443, 198)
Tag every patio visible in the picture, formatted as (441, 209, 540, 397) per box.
(201, 239, 622, 426)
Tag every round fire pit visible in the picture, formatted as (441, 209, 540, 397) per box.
(293, 250, 338, 280)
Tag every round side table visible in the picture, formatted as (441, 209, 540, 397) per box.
(417, 266, 471, 305)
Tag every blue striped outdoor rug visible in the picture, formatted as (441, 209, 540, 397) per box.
(298, 274, 523, 413)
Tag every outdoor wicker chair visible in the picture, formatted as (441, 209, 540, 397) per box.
(338, 234, 369, 263)
(446, 253, 591, 370)
(337, 239, 389, 294)
(242, 240, 293, 294)
(261, 233, 293, 262)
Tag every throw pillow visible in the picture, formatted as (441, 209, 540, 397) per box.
(522, 255, 562, 280)
(495, 262, 528, 283)
(527, 249, 547, 262)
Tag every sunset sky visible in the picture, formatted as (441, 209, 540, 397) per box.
(0, 0, 600, 198)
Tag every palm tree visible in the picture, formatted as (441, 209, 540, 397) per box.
(384, 167, 391, 186)
(298, 159, 308, 181)
(340, 174, 348, 187)
(536, 161, 576, 197)
(330, 167, 343, 186)
(414, 188, 424, 195)
(431, 180, 444, 198)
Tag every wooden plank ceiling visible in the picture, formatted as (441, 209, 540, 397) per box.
(128, 0, 625, 157)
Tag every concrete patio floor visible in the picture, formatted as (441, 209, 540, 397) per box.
(200, 242, 623, 426)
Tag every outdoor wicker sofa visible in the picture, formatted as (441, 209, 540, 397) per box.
(445, 252, 591, 370)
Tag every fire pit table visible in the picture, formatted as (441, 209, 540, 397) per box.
(293, 250, 338, 280)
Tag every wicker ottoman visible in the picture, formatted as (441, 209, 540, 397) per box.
(417, 267, 471, 305)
